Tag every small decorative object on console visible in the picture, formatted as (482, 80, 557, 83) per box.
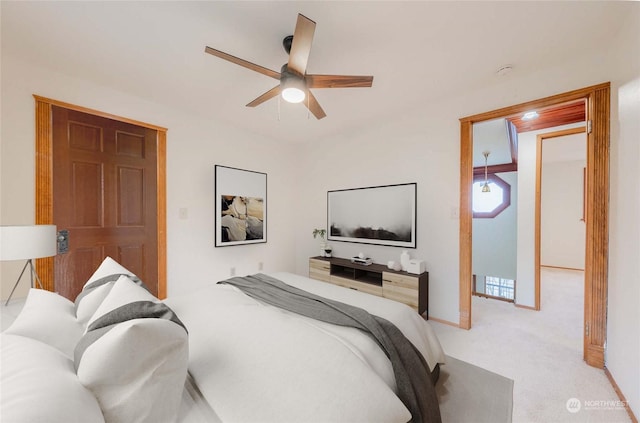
(351, 256, 373, 266)
(407, 259, 426, 275)
(400, 250, 410, 271)
(313, 228, 327, 257)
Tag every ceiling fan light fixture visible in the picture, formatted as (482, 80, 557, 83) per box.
(282, 87, 306, 103)
(281, 76, 306, 103)
(204, 14, 371, 119)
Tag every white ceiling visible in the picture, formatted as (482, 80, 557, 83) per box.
(1, 1, 631, 144)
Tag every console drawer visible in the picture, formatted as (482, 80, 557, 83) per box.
(309, 259, 331, 283)
(331, 275, 383, 296)
(382, 272, 419, 290)
(382, 272, 420, 310)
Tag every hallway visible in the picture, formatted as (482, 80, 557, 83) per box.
(431, 267, 630, 422)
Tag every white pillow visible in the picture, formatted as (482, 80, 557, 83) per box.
(83, 256, 138, 289)
(75, 256, 142, 327)
(4, 288, 84, 358)
(86, 275, 157, 327)
(75, 276, 189, 423)
(1, 334, 104, 423)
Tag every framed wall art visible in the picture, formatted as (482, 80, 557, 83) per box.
(215, 165, 267, 247)
(327, 183, 416, 248)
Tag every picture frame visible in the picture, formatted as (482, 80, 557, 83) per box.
(327, 183, 417, 248)
(214, 165, 267, 247)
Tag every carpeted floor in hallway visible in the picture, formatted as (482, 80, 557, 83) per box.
(430, 267, 631, 423)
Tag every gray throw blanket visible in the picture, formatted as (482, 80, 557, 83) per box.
(74, 300, 187, 371)
(219, 274, 441, 423)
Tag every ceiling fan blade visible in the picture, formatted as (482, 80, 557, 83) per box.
(287, 14, 316, 76)
(246, 85, 281, 107)
(304, 91, 327, 120)
(205, 46, 281, 80)
(306, 74, 374, 88)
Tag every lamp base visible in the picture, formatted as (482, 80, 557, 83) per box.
(5, 259, 44, 306)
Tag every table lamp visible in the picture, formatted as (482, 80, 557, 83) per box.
(0, 225, 57, 305)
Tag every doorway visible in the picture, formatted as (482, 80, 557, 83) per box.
(459, 83, 610, 368)
(33, 96, 168, 299)
(535, 126, 587, 310)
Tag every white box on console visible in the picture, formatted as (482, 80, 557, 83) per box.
(406, 259, 425, 275)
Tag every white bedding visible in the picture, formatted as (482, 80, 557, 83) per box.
(166, 272, 446, 423)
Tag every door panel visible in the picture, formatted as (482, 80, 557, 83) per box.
(52, 106, 158, 300)
(72, 162, 103, 226)
(118, 167, 145, 225)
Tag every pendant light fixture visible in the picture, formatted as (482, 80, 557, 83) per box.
(482, 151, 491, 193)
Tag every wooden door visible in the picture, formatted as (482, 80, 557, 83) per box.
(52, 106, 159, 300)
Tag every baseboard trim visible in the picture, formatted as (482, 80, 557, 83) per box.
(473, 292, 515, 303)
(515, 303, 538, 311)
(604, 367, 638, 423)
(428, 316, 460, 328)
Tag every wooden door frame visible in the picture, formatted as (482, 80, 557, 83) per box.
(33, 95, 168, 299)
(535, 126, 586, 310)
(458, 82, 610, 368)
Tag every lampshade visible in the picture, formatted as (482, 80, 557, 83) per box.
(0, 225, 57, 261)
(281, 76, 306, 104)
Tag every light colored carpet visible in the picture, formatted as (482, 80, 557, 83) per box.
(437, 355, 513, 423)
(431, 268, 631, 423)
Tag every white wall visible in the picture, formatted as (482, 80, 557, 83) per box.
(0, 54, 302, 299)
(295, 103, 462, 323)
(604, 7, 640, 417)
(472, 171, 518, 283)
(541, 159, 586, 270)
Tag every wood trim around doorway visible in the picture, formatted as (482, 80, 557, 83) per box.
(33, 95, 168, 299)
(458, 82, 610, 368)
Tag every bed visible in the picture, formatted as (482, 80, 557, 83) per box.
(170, 271, 446, 423)
(1, 258, 446, 423)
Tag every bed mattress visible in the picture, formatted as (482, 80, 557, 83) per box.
(167, 271, 446, 423)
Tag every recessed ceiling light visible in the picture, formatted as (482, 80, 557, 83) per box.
(522, 111, 539, 120)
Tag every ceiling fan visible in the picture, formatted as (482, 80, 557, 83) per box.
(204, 14, 374, 120)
